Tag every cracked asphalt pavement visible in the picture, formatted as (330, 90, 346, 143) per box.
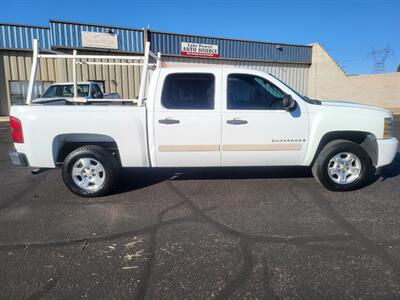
(0, 120, 399, 299)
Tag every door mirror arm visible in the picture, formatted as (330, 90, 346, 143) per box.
(282, 94, 296, 112)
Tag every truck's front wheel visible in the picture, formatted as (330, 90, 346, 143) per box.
(62, 145, 119, 197)
(312, 140, 374, 191)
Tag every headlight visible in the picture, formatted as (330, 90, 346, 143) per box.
(383, 117, 393, 138)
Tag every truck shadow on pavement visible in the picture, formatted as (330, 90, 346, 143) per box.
(115, 152, 400, 195)
(115, 166, 313, 194)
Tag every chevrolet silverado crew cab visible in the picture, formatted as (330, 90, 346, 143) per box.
(8, 40, 399, 197)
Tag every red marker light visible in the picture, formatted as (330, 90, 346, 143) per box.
(10, 116, 24, 143)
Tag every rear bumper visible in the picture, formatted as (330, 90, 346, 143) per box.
(376, 137, 398, 168)
(8, 151, 29, 166)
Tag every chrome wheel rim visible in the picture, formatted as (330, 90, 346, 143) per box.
(72, 158, 105, 191)
(327, 152, 362, 185)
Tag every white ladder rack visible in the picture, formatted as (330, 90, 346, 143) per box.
(26, 39, 161, 106)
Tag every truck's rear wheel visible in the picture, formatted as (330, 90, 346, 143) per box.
(62, 145, 119, 197)
(312, 140, 374, 191)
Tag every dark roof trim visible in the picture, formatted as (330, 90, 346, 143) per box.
(0, 22, 49, 29)
(149, 29, 312, 49)
(161, 53, 312, 66)
(49, 19, 144, 32)
(0, 47, 53, 53)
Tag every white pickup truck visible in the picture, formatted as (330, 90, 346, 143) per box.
(32, 81, 120, 105)
(8, 40, 398, 197)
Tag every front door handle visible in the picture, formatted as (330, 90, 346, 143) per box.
(226, 118, 248, 125)
(159, 117, 180, 125)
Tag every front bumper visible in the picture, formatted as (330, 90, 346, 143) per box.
(8, 151, 28, 166)
(376, 137, 398, 168)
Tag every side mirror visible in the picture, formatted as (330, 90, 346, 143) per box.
(282, 94, 296, 111)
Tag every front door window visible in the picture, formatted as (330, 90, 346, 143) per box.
(227, 74, 285, 110)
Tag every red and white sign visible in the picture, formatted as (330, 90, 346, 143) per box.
(181, 42, 219, 57)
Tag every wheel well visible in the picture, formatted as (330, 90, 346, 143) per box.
(52, 134, 121, 165)
(312, 131, 378, 166)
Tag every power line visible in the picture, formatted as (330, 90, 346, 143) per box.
(368, 45, 393, 73)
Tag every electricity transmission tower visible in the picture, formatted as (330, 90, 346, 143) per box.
(368, 46, 393, 73)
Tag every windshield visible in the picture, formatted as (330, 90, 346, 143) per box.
(41, 84, 90, 98)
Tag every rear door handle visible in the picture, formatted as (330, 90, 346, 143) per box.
(158, 117, 180, 125)
(226, 118, 248, 125)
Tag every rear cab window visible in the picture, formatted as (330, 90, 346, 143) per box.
(42, 84, 89, 98)
(91, 83, 103, 98)
(161, 73, 215, 109)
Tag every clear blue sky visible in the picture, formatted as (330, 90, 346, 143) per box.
(1, 0, 399, 74)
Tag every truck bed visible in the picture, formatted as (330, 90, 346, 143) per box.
(10, 105, 150, 168)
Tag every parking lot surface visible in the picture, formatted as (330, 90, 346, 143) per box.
(0, 120, 399, 299)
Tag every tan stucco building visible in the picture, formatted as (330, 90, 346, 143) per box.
(307, 43, 400, 112)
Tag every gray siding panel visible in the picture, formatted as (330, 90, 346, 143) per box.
(150, 31, 311, 64)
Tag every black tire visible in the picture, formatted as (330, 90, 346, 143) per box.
(62, 145, 120, 197)
(311, 140, 374, 191)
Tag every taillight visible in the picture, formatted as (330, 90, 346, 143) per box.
(10, 116, 24, 143)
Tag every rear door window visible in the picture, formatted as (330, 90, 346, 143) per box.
(161, 73, 215, 109)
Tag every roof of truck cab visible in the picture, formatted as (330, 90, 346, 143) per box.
(48, 82, 93, 85)
(160, 67, 272, 76)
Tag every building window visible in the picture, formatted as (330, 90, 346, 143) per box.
(161, 73, 215, 109)
(9, 81, 53, 105)
(227, 74, 285, 110)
